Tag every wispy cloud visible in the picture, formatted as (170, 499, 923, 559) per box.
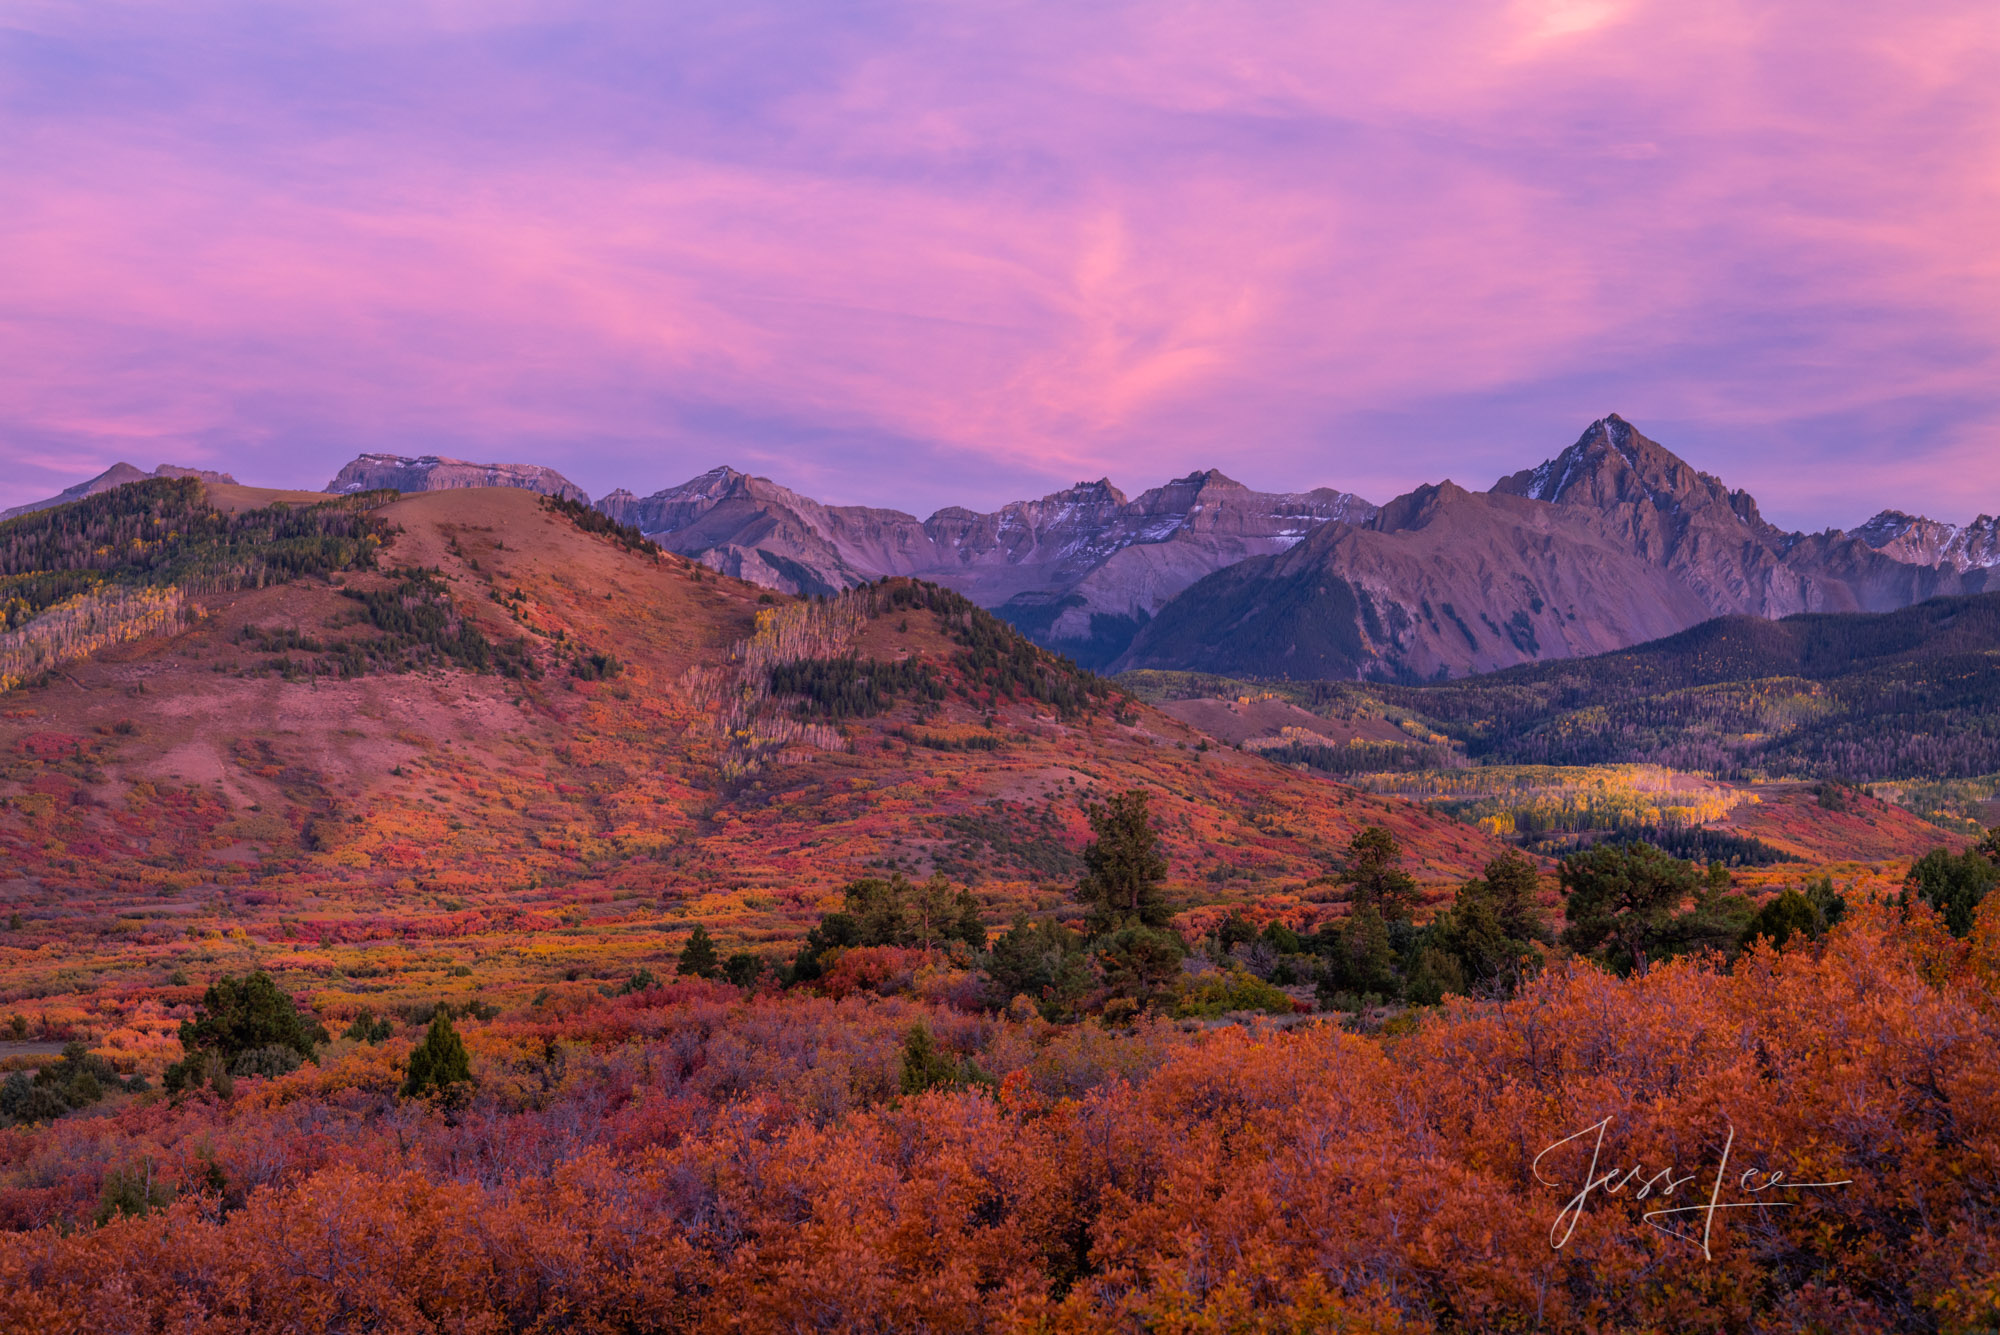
(1, 0, 1995, 525)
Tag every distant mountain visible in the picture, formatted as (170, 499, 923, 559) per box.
(1, 462, 238, 521)
(600, 466, 1373, 667)
(324, 454, 589, 504)
(1852, 509, 2000, 573)
(596, 466, 931, 595)
(1119, 415, 1991, 680)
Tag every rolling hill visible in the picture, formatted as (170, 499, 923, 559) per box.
(0, 462, 238, 521)
(0, 478, 1509, 1021)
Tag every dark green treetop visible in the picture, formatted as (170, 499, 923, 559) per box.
(1078, 789, 1171, 930)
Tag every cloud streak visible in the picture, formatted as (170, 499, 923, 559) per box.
(1, 0, 1996, 527)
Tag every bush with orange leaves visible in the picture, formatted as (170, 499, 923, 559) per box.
(3, 896, 1997, 1332)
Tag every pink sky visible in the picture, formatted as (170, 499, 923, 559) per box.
(2, 1, 1997, 528)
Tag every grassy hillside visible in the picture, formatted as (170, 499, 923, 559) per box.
(0, 482, 1509, 1060)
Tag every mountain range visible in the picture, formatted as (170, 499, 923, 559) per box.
(598, 465, 1372, 665)
(1122, 416, 1993, 679)
(9, 416, 1993, 679)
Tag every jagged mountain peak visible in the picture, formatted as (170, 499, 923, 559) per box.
(656, 465, 757, 501)
(1127, 469, 1252, 514)
(1173, 468, 1247, 490)
(686, 464, 752, 486)
(1493, 414, 1716, 509)
(1853, 509, 1932, 547)
(1123, 413, 2000, 681)
(1491, 414, 1793, 544)
(1042, 478, 1129, 506)
(1851, 508, 2000, 572)
(585, 463, 1374, 661)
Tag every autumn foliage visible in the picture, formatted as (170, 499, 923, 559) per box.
(0, 896, 1994, 1332)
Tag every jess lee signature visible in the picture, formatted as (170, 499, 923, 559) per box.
(1533, 1117, 1851, 1259)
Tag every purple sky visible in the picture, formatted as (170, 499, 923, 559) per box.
(2, 2, 1997, 528)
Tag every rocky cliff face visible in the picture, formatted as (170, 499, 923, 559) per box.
(601, 466, 1373, 664)
(1121, 416, 1993, 679)
(324, 454, 589, 505)
(2, 463, 239, 521)
(1853, 509, 2000, 573)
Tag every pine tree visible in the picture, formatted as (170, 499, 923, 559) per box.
(1340, 827, 1420, 924)
(843, 876, 913, 946)
(678, 924, 720, 978)
(897, 1024, 992, 1096)
(1559, 842, 1705, 975)
(1902, 847, 1998, 937)
(1433, 852, 1553, 997)
(1740, 889, 1823, 949)
(983, 915, 1092, 1019)
(1477, 852, 1551, 944)
(898, 1024, 961, 1095)
(908, 873, 958, 952)
(723, 953, 764, 989)
(1095, 924, 1185, 1008)
(951, 891, 986, 951)
(1338, 903, 1398, 998)
(402, 1009, 471, 1100)
(169, 972, 327, 1091)
(1078, 789, 1170, 931)
(1405, 944, 1468, 1006)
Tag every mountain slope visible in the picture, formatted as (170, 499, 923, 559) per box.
(1121, 415, 1990, 680)
(597, 466, 933, 594)
(1489, 415, 1973, 617)
(1119, 478, 1716, 679)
